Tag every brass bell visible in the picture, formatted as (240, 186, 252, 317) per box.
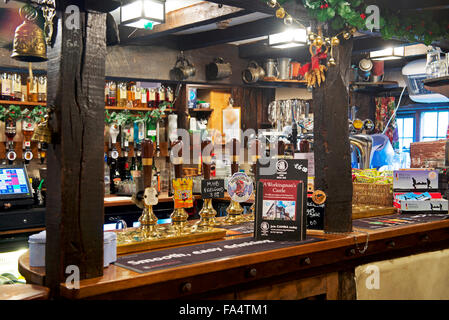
(327, 57, 336, 67)
(32, 115, 52, 144)
(11, 5, 48, 63)
(331, 36, 340, 46)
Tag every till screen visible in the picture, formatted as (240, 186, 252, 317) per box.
(0, 169, 30, 195)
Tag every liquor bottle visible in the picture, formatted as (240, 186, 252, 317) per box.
(127, 81, 136, 107)
(148, 88, 156, 108)
(12, 73, 22, 102)
(104, 82, 108, 106)
(134, 83, 141, 108)
(117, 82, 127, 107)
(27, 75, 38, 102)
(140, 87, 147, 108)
(158, 85, 165, 106)
(104, 154, 110, 196)
(1, 73, 12, 101)
(106, 81, 117, 106)
(154, 86, 160, 108)
(38, 76, 47, 102)
(166, 86, 174, 103)
(109, 157, 121, 194)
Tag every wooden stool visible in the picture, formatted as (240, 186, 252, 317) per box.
(0, 284, 50, 300)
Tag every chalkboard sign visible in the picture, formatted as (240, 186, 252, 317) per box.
(306, 197, 324, 230)
(201, 179, 225, 199)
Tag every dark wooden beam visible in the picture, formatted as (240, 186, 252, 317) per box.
(238, 40, 310, 60)
(178, 17, 285, 51)
(45, 1, 106, 297)
(313, 37, 354, 233)
(206, 0, 276, 15)
(121, 2, 249, 44)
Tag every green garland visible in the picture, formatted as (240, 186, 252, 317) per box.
(279, 0, 449, 45)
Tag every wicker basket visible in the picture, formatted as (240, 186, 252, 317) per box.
(353, 183, 393, 207)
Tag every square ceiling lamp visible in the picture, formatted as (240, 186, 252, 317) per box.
(120, 0, 166, 30)
(269, 28, 307, 49)
(369, 47, 405, 61)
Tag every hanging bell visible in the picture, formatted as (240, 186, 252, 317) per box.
(11, 5, 47, 62)
(32, 115, 52, 144)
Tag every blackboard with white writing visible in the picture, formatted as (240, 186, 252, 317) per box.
(306, 197, 324, 230)
(201, 179, 225, 199)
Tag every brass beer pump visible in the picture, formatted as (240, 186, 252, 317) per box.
(135, 139, 160, 239)
(196, 139, 218, 230)
(169, 139, 191, 235)
(246, 139, 261, 221)
(223, 138, 245, 224)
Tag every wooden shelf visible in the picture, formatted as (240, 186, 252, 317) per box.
(262, 77, 307, 84)
(0, 100, 46, 106)
(349, 81, 399, 93)
(105, 106, 175, 112)
(423, 76, 449, 98)
(188, 108, 213, 112)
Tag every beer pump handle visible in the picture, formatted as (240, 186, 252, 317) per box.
(230, 138, 240, 175)
(172, 139, 183, 179)
(250, 139, 261, 180)
(142, 139, 155, 188)
(202, 140, 212, 180)
(278, 140, 285, 158)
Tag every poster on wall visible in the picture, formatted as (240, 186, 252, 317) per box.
(254, 159, 308, 241)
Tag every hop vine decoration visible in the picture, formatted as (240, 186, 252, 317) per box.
(2, 106, 24, 122)
(22, 106, 47, 124)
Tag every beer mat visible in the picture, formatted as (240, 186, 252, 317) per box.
(114, 237, 323, 274)
(353, 213, 449, 230)
(218, 221, 254, 236)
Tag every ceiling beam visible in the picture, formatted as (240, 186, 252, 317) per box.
(206, 0, 276, 15)
(238, 40, 310, 60)
(121, 2, 250, 44)
(178, 16, 286, 51)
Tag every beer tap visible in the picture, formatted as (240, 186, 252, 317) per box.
(224, 138, 245, 224)
(133, 139, 160, 240)
(196, 139, 217, 230)
(109, 122, 120, 161)
(169, 139, 192, 235)
(120, 124, 132, 159)
(247, 139, 261, 221)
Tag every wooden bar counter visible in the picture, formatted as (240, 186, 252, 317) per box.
(18, 216, 449, 300)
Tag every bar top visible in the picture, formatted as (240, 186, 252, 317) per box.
(18, 216, 449, 299)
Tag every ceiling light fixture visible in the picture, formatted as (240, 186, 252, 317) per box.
(369, 47, 405, 61)
(120, 0, 166, 30)
(268, 28, 307, 49)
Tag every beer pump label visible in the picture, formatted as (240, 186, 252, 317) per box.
(173, 178, 193, 209)
(201, 179, 225, 199)
(227, 172, 253, 203)
(144, 187, 158, 206)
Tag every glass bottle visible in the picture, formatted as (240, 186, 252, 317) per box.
(1, 73, 12, 101)
(106, 81, 117, 106)
(148, 88, 156, 108)
(166, 86, 174, 103)
(158, 85, 165, 106)
(140, 87, 147, 108)
(38, 76, 47, 102)
(134, 84, 141, 108)
(154, 86, 160, 108)
(127, 81, 136, 107)
(117, 82, 127, 107)
(13, 73, 22, 102)
(27, 75, 38, 102)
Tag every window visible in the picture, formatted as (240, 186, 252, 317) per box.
(421, 111, 448, 141)
(397, 117, 415, 150)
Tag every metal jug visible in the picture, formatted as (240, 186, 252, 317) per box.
(277, 58, 292, 80)
(242, 61, 265, 83)
(171, 54, 196, 81)
(206, 57, 232, 80)
(264, 59, 278, 78)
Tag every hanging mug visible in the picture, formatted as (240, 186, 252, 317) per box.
(171, 55, 196, 81)
(206, 57, 232, 80)
(242, 61, 265, 83)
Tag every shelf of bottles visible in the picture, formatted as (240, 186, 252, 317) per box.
(105, 80, 176, 112)
(0, 71, 47, 105)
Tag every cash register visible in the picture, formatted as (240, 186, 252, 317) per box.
(0, 165, 45, 232)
